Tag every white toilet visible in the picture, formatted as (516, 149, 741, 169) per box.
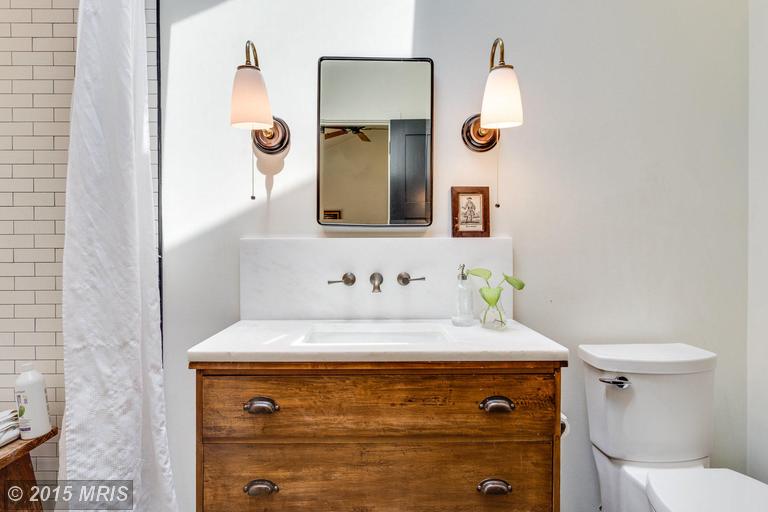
(579, 343, 768, 512)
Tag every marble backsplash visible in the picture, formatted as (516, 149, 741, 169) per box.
(240, 237, 515, 320)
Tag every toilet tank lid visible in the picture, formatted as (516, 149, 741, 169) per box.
(647, 468, 768, 512)
(578, 343, 716, 374)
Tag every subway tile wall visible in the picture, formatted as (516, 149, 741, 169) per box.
(0, 0, 159, 479)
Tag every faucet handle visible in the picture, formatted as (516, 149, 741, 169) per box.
(397, 272, 426, 286)
(328, 272, 356, 286)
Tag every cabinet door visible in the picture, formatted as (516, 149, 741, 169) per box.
(203, 441, 553, 512)
(389, 119, 431, 224)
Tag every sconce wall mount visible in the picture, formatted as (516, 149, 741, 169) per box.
(461, 113, 498, 152)
(231, 40, 291, 156)
(252, 116, 290, 155)
(461, 37, 523, 152)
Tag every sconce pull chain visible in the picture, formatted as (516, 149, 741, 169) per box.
(489, 37, 505, 70)
(244, 40, 260, 69)
(495, 142, 501, 208)
(251, 148, 256, 200)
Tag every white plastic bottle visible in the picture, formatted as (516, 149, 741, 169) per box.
(451, 264, 475, 326)
(15, 363, 51, 439)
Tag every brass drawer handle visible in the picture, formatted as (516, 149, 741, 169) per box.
(477, 478, 512, 496)
(243, 479, 279, 497)
(243, 396, 280, 414)
(479, 396, 515, 413)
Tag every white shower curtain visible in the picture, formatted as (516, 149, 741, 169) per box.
(61, 1, 178, 511)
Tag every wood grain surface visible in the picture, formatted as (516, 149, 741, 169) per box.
(203, 441, 553, 512)
(202, 374, 555, 442)
(0, 427, 57, 512)
(194, 363, 562, 512)
(0, 427, 57, 470)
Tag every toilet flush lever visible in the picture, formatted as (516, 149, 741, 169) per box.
(599, 376, 631, 389)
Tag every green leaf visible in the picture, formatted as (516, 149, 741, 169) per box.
(504, 274, 525, 290)
(468, 268, 492, 281)
(479, 286, 503, 307)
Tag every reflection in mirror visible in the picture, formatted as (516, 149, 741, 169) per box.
(318, 58, 433, 227)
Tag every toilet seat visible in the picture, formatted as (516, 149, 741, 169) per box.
(647, 468, 768, 512)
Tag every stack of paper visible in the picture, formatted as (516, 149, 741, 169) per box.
(0, 409, 19, 448)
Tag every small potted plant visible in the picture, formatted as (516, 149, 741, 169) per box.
(467, 268, 525, 329)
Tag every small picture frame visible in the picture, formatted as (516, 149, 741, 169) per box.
(451, 187, 490, 237)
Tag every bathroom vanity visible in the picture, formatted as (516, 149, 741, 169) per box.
(189, 320, 569, 511)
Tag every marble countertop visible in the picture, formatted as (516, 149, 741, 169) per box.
(187, 319, 569, 363)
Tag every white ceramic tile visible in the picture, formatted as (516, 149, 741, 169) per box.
(0, 4, 158, 478)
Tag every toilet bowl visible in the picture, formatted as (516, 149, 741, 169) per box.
(590, 445, 709, 512)
(646, 468, 768, 512)
(579, 343, 768, 512)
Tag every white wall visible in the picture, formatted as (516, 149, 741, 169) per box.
(320, 59, 431, 123)
(320, 128, 389, 224)
(161, 1, 748, 510)
(748, 0, 768, 484)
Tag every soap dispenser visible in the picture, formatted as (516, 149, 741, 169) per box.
(451, 264, 475, 326)
(15, 363, 51, 439)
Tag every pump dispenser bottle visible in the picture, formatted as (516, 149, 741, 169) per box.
(15, 363, 51, 439)
(451, 264, 475, 326)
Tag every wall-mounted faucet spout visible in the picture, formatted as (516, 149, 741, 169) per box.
(369, 272, 383, 293)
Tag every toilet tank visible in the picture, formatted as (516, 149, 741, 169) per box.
(579, 343, 716, 463)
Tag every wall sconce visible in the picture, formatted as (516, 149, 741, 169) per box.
(231, 40, 290, 198)
(461, 38, 523, 152)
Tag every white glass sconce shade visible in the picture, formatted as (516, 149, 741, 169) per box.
(231, 40, 290, 199)
(231, 64, 273, 130)
(461, 37, 524, 152)
(480, 65, 523, 129)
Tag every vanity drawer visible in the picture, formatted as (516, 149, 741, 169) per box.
(201, 374, 555, 441)
(202, 441, 553, 512)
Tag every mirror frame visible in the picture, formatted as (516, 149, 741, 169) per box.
(316, 56, 434, 228)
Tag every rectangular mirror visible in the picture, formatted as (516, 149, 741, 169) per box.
(318, 58, 433, 227)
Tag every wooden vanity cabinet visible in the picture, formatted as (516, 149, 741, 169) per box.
(191, 360, 566, 512)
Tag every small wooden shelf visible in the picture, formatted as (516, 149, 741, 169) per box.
(0, 427, 58, 470)
(0, 427, 58, 511)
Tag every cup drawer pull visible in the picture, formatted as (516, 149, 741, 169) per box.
(479, 396, 515, 413)
(243, 396, 280, 414)
(243, 479, 279, 497)
(477, 478, 513, 496)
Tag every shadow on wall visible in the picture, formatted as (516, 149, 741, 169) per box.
(408, 3, 602, 511)
(409, 2, 748, 512)
(161, 2, 748, 512)
(161, 180, 316, 511)
(161, 3, 420, 511)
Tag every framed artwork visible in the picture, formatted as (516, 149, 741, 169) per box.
(451, 187, 490, 237)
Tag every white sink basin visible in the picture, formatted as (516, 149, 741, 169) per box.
(298, 322, 449, 347)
